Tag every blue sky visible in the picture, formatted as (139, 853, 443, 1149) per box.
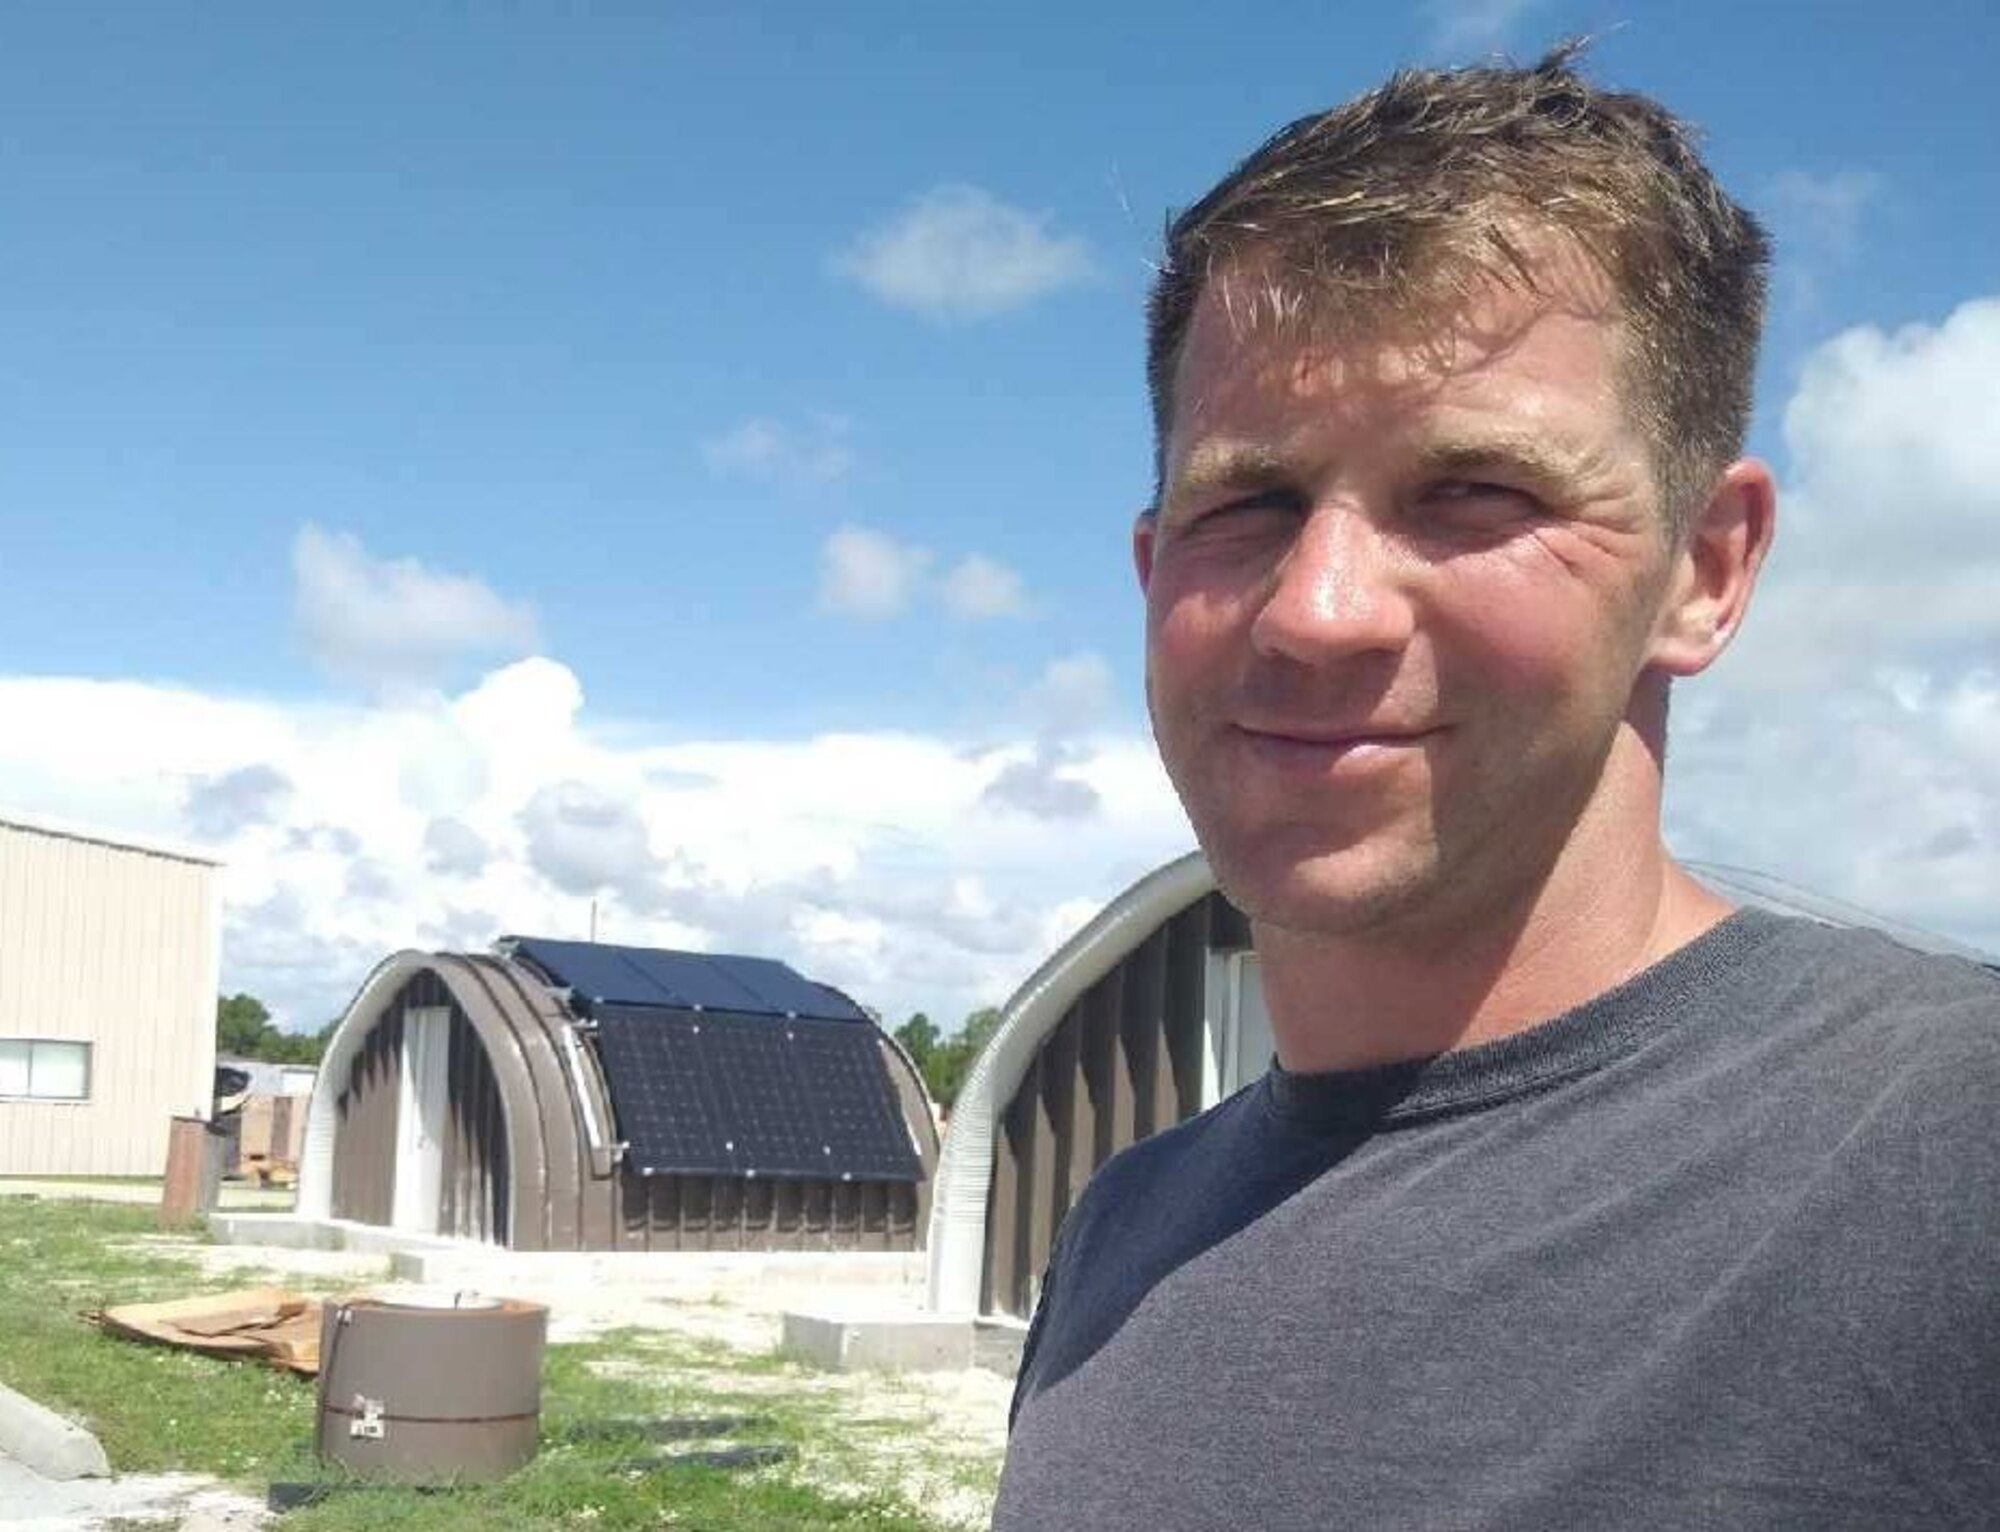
(3, 3, 1997, 1029)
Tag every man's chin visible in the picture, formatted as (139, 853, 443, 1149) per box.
(1205, 843, 1431, 940)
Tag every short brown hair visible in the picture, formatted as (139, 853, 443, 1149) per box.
(1145, 43, 1770, 529)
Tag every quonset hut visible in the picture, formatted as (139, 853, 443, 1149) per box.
(298, 938, 938, 1253)
(927, 851, 1999, 1322)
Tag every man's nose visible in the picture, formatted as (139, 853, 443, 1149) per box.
(1248, 504, 1414, 665)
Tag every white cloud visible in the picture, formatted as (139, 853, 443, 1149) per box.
(1422, 0, 1544, 55)
(702, 415, 855, 487)
(819, 530, 1033, 623)
(1021, 651, 1117, 740)
(0, 658, 1191, 1032)
(983, 747, 1101, 822)
(185, 764, 292, 842)
(1661, 293, 2000, 952)
(423, 816, 490, 878)
(818, 526, 933, 619)
(1769, 169, 1885, 257)
(835, 185, 1095, 321)
(518, 780, 669, 907)
(940, 554, 1030, 619)
(292, 524, 539, 692)
(1721, 296, 2000, 685)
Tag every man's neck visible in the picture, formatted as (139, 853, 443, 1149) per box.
(1255, 825, 1733, 1076)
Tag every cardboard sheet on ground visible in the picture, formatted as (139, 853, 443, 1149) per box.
(86, 1286, 330, 1375)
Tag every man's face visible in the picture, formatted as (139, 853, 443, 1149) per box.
(1138, 270, 1685, 942)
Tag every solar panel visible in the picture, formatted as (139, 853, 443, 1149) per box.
(593, 1006, 922, 1181)
(504, 938, 866, 1022)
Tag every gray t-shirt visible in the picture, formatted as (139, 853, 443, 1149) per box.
(996, 910, 2000, 1530)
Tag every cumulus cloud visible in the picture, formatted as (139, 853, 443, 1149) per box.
(819, 530, 1031, 622)
(0, 657, 1190, 1032)
(835, 185, 1094, 321)
(1722, 296, 2000, 684)
(519, 780, 667, 906)
(940, 553, 1030, 619)
(292, 524, 539, 692)
(1422, 0, 1545, 55)
(702, 415, 855, 487)
(423, 816, 490, 878)
(1661, 293, 2000, 952)
(819, 527, 934, 618)
(185, 764, 292, 842)
(286, 824, 363, 856)
(1021, 651, 1117, 739)
(983, 747, 1101, 821)
(344, 858, 399, 903)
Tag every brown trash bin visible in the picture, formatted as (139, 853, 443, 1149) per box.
(159, 1115, 229, 1227)
(315, 1292, 548, 1483)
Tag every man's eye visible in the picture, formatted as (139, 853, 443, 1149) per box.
(1189, 489, 1303, 526)
(1417, 480, 1535, 521)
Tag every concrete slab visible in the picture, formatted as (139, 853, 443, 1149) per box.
(0, 1383, 108, 1480)
(781, 1307, 975, 1372)
(0, 1448, 268, 1528)
(396, 1246, 926, 1290)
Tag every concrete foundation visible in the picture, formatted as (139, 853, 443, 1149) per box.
(207, 1212, 927, 1289)
(781, 1307, 975, 1372)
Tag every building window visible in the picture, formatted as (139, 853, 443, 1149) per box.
(0, 1039, 92, 1101)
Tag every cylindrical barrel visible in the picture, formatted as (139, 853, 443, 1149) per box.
(159, 1115, 227, 1227)
(314, 1293, 547, 1483)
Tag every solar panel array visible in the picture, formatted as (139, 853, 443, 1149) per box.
(593, 1006, 922, 1181)
(505, 937, 866, 1022)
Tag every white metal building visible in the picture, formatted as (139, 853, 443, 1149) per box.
(0, 809, 223, 1176)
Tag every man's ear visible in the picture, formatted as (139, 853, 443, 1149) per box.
(1649, 458, 1777, 677)
(1133, 509, 1160, 593)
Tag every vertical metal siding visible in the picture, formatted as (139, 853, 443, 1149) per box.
(330, 1007, 402, 1225)
(0, 821, 218, 1176)
(982, 891, 1249, 1319)
(601, 1166, 918, 1252)
(441, 1008, 509, 1243)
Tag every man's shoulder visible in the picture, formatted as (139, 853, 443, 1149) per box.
(1067, 1084, 1266, 1231)
(1736, 911, 2000, 1101)
(1747, 911, 2000, 1024)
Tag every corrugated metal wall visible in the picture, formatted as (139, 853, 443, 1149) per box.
(442, 1007, 509, 1243)
(324, 958, 938, 1252)
(330, 1004, 401, 1225)
(983, 891, 1250, 1319)
(0, 819, 219, 1176)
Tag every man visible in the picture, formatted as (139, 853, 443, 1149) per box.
(995, 45, 2000, 1531)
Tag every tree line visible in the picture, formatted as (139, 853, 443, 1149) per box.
(215, 994, 334, 1065)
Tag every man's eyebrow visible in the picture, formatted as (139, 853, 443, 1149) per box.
(1162, 441, 1294, 505)
(1412, 433, 1597, 488)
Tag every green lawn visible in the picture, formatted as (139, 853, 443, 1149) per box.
(0, 1198, 997, 1530)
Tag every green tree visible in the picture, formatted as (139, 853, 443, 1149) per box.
(215, 993, 275, 1057)
(893, 1012, 939, 1069)
(927, 1005, 1006, 1113)
(215, 995, 333, 1066)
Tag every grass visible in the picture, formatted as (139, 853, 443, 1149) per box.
(0, 1198, 998, 1529)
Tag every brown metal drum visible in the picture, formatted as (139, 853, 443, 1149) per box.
(315, 1295, 548, 1483)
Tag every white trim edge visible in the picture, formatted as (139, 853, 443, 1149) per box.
(924, 849, 1215, 1317)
